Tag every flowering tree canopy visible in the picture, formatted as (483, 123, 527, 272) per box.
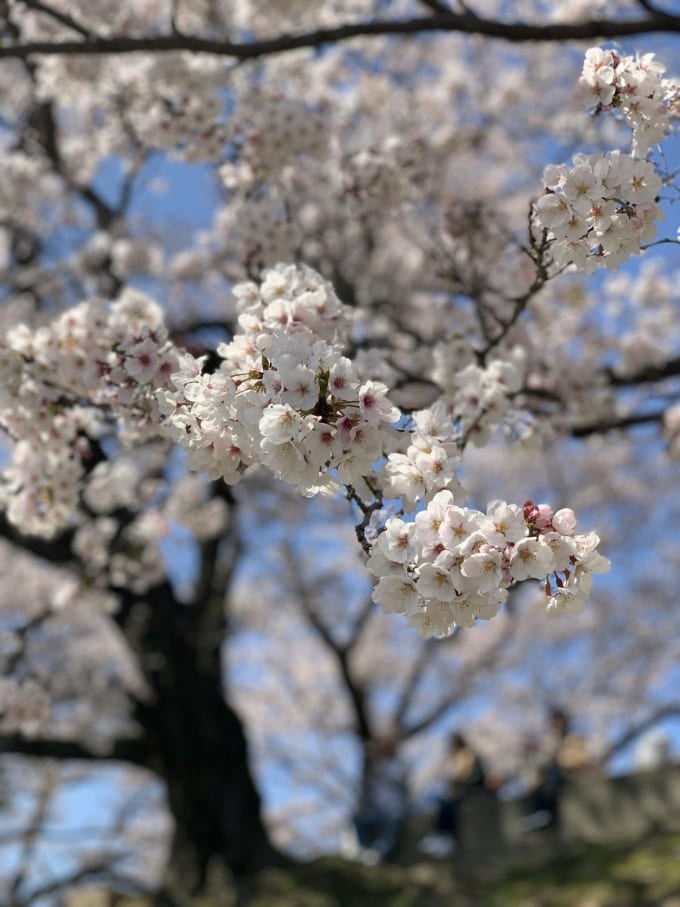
(1, 0, 680, 901)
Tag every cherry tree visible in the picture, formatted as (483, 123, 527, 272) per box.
(0, 0, 679, 902)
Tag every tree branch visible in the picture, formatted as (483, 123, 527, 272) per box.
(0, 513, 76, 565)
(1, 12, 680, 63)
(418, 0, 452, 13)
(18, 860, 146, 906)
(283, 547, 374, 742)
(607, 356, 680, 387)
(25, 93, 119, 230)
(599, 704, 680, 765)
(0, 732, 150, 765)
(392, 634, 457, 728)
(636, 0, 673, 16)
(15, 0, 92, 39)
(192, 485, 239, 679)
(400, 622, 514, 739)
(570, 410, 665, 437)
(344, 595, 375, 656)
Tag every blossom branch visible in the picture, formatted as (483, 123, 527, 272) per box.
(608, 356, 680, 387)
(571, 410, 665, 437)
(14, 0, 92, 39)
(0, 513, 76, 565)
(1, 11, 680, 63)
(481, 221, 553, 359)
(347, 482, 384, 556)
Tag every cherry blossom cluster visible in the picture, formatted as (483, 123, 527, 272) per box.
(129, 56, 231, 162)
(381, 403, 465, 510)
(164, 474, 230, 541)
(368, 494, 610, 637)
(157, 264, 401, 495)
(596, 261, 680, 379)
(579, 47, 680, 157)
(213, 92, 332, 270)
(377, 345, 527, 504)
(0, 291, 178, 536)
(535, 150, 662, 272)
(6, 289, 177, 433)
(0, 254, 612, 624)
(534, 46, 679, 273)
(220, 95, 329, 188)
(223, 194, 303, 273)
(1, 438, 84, 540)
(74, 462, 227, 596)
(0, 677, 51, 738)
(344, 137, 429, 215)
(0, 152, 61, 231)
(431, 350, 526, 446)
(231, 0, 373, 37)
(73, 513, 166, 595)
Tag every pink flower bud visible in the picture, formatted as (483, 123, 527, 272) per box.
(552, 508, 577, 535)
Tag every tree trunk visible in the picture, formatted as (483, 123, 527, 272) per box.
(121, 584, 284, 901)
(157, 666, 278, 892)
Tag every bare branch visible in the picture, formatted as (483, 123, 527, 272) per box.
(282, 546, 374, 742)
(9, 763, 58, 904)
(400, 621, 514, 739)
(392, 633, 458, 728)
(18, 860, 146, 906)
(345, 595, 375, 655)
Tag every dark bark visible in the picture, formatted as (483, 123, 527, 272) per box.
(117, 581, 282, 895)
(149, 647, 278, 889)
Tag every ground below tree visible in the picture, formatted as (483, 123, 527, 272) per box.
(66, 832, 680, 906)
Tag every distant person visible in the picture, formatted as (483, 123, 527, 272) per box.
(518, 707, 590, 832)
(420, 731, 487, 857)
(634, 728, 670, 770)
(352, 736, 409, 864)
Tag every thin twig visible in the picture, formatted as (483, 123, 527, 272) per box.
(15, 0, 91, 38)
